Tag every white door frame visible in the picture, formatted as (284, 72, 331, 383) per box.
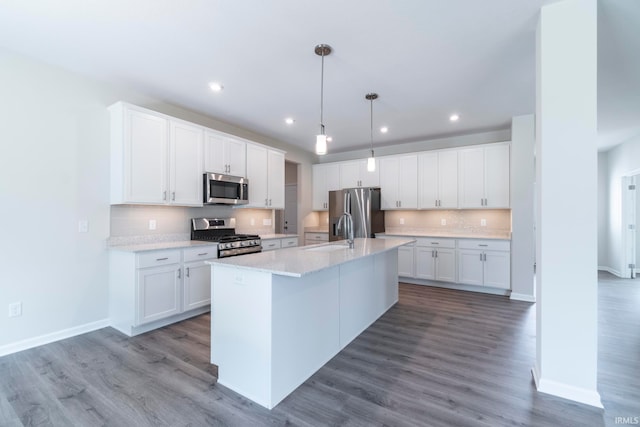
(622, 172, 639, 278)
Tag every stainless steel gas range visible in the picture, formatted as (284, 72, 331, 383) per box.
(191, 218, 262, 258)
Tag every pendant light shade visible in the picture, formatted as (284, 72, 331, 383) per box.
(316, 133, 327, 155)
(315, 44, 332, 155)
(365, 93, 378, 172)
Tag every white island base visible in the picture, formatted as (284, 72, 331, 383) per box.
(211, 246, 402, 409)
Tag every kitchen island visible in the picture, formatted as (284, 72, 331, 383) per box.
(207, 237, 414, 409)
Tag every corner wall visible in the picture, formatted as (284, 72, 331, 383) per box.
(0, 47, 314, 355)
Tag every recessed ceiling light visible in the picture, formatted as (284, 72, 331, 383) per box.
(285, 117, 295, 125)
(208, 82, 224, 92)
(450, 114, 460, 122)
(380, 126, 388, 133)
(326, 136, 333, 142)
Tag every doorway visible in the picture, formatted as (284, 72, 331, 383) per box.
(276, 161, 298, 235)
(622, 173, 639, 278)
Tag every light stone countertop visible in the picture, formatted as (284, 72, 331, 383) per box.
(378, 230, 511, 240)
(304, 227, 329, 233)
(207, 237, 415, 278)
(259, 234, 299, 240)
(109, 240, 219, 252)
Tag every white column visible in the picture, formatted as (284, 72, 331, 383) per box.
(510, 114, 536, 302)
(534, 0, 601, 408)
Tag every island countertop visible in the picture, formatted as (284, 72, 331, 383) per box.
(207, 237, 414, 278)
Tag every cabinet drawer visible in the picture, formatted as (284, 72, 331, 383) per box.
(414, 237, 455, 249)
(457, 239, 510, 251)
(137, 250, 180, 268)
(183, 245, 218, 262)
(305, 232, 328, 242)
(281, 237, 298, 248)
(262, 240, 282, 251)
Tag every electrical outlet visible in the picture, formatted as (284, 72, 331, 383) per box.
(9, 302, 22, 318)
(399, 218, 405, 225)
(263, 218, 272, 226)
(441, 219, 446, 226)
(148, 219, 157, 230)
(78, 220, 88, 233)
(480, 219, 487, 227)
(250, 218, 255, 226)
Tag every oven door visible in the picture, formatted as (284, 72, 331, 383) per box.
(203, 173, 249, 205)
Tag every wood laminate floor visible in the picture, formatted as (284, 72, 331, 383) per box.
(1, 272, 638, 426)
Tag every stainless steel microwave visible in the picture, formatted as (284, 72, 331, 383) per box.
(203, 173, 249, 205)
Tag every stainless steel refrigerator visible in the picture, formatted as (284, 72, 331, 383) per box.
(329, 187, 385, 241)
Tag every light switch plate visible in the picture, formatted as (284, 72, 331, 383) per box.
(480, 219, 487, 227)
(149, 219, 157, 230)
(263, 218, 272, 226)
(399, 218, 405, 225)
(78, 220, 88, 233)
(250, 218, 255, 226)
(441, 219, 446, 226)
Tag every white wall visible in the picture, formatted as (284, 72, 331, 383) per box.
(0, 47, 314, 353)
(510, 115, 535, 302)
(600, 134, 640, 276)
(534, 0, 600, 407)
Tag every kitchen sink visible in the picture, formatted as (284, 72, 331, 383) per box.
(304, 243, 351, 252)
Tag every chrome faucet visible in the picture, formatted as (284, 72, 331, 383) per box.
(337, 211, 354, 249)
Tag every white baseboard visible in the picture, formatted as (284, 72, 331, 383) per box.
(0, 318, 110, 357)
(399, 277, 510, 296)
(510, 292, 536, 302)
(531, 365, 603, 409)
(598, 266, 623, 277)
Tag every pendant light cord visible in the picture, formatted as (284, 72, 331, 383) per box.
(370, 97, 374, 155)
(320, 52, 325, 135)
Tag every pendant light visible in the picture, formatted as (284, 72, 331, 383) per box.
(315, 44, 332, 155)
(365, 93, 378, 172)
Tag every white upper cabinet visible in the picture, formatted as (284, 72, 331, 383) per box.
(418, 150, 458, 209)
(312, 163, 341, 210)
(110, 102, 202, 206)
(203, 130, 246, 177)
(458, 142, 510, 208)
(339, 159, 380, 189)
(245, 143, 285, 209)
(379, 154, 418, 210)
(169, 120, 204, 206)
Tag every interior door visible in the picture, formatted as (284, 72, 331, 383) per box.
(284, 184, 298, 234)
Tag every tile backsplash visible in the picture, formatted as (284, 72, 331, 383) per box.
(385, 209, 511, 234)
(109, 205, 275, 238)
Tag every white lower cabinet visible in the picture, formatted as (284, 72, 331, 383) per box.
(262, 236, 299, 251)
(414, 238, 456, 283)
(398, 244, 415, 277)
(377, 234, 510, 292)
(136, 264, 182, 325)
(457, 239, 511, 289)
(109, 245, 217, 336)
(304, 232, 329, 246)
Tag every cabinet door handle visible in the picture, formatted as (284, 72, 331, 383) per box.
(265, 198, 268, 206)
(156, 257, 169, 261)
(163, 191, 167, 201)
(479, 244, 488, 247)
(198, 252, 209, 256)
(480, 253, 483, 261)
(177, 268, 181, 279)
(172, 192, 176, 201)
(186, 267, 190, 277)
(431, 242, 439, 245)
(434, 250, 438, 258)
(269, 199, 272, 206)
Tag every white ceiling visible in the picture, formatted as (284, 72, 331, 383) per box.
(0, 0, 637, 153)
